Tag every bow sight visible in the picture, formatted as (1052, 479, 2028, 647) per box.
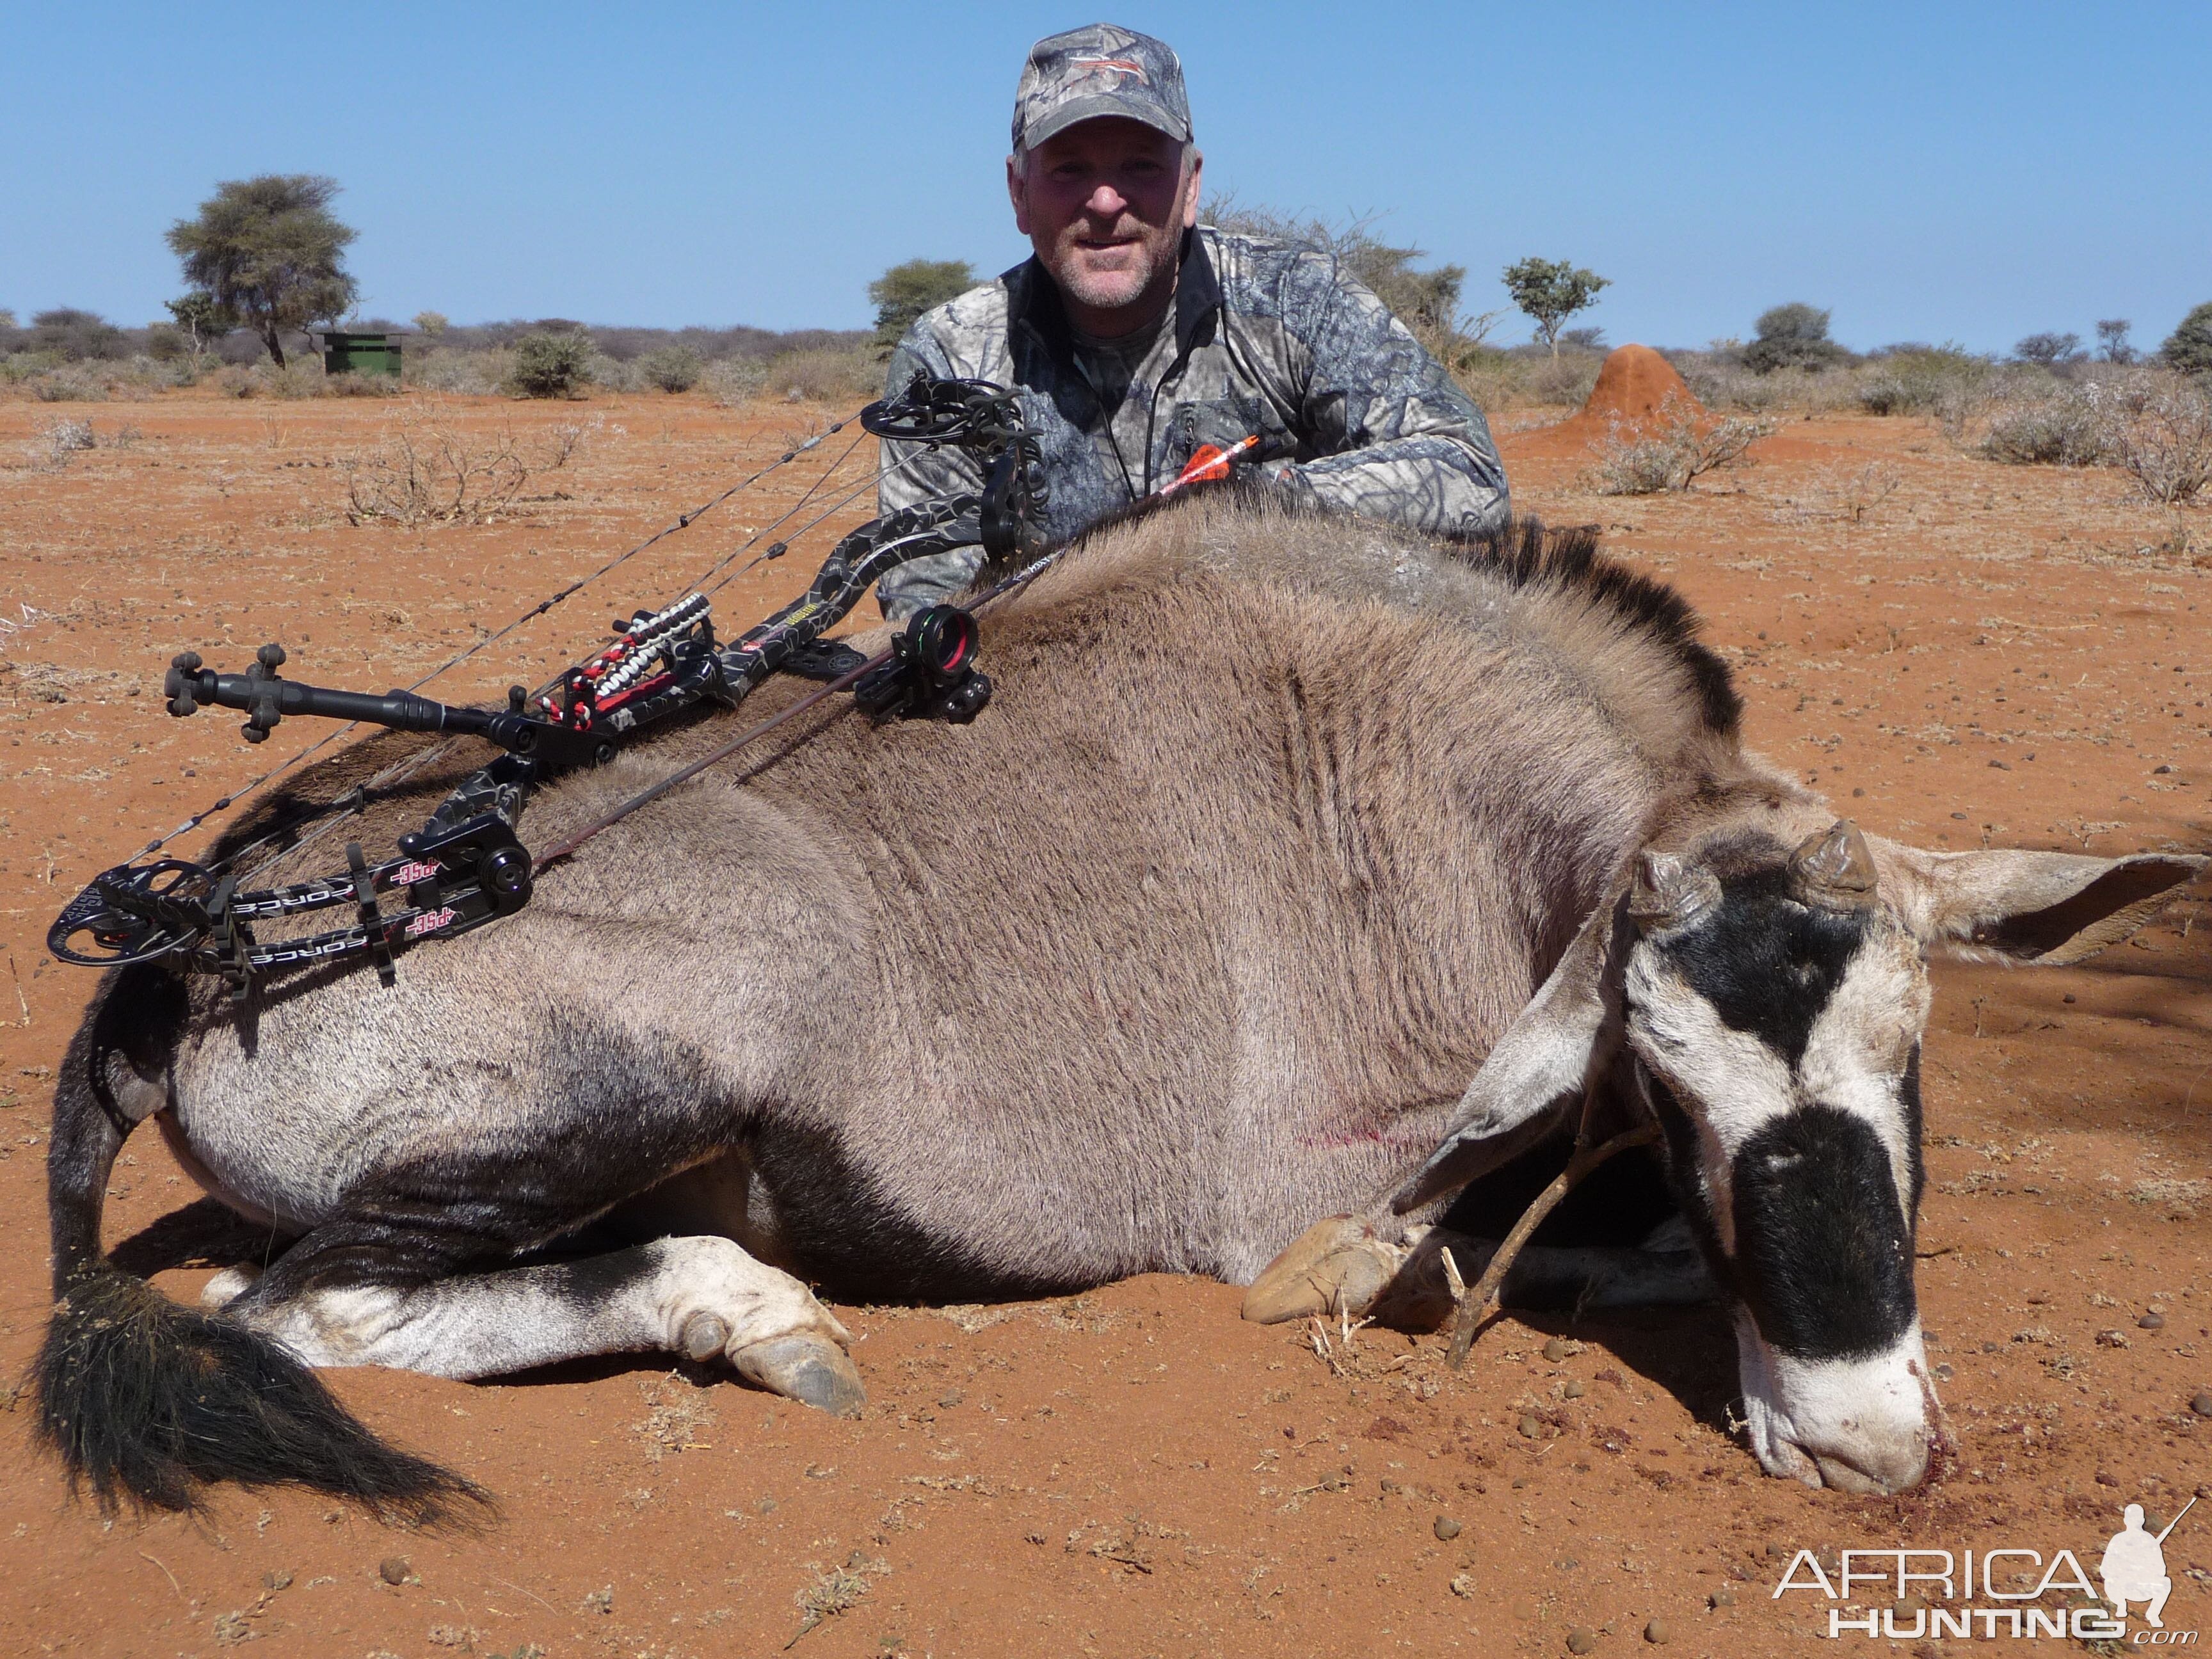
(49, 375, 1046, 998)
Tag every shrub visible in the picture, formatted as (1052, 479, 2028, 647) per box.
(1585, 395, 1774, 493)
(1743, 303, 1848, 374)
(703, 356, 768, 406)
(2013, 332, 2084, 367)
(1679, 357, 1861, 414)
(31, 307, 127, 360)
(1980, 389, 2106, 465)
(1, 349, 62, 384)
(2162, 302, 2212, 376)
(2099, 375, 2212, 504)
(1522, 350, 1604, 406)
(342, 413, 530, 525)
(584, 352, 641, 394)
(1855, 345, 1992, 420)
(29, 367, 110, 403)
(760, 344, 879, 405)
(265, 357, 327, 399)
(408, 348, 509, 395)
(326, 365, 402, 397)
(412, 309, 449, 338)
(639, 344, 702, 392)
(38, 417, 97, 465)
(508, 330, 593, 398)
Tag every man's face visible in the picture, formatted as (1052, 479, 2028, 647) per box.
(1007, 117, 1202, 333)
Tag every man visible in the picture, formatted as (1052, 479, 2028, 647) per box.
(2100, 1503, 2174, 1628)
(875, 22, 1510, 621)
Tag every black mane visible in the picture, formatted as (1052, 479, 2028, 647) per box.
(1447, 515, 1743, 737)
(980, 482, 1743, 739)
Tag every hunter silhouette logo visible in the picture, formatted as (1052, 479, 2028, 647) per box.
(1770, 1493, 2198, 1641)
(2104, 1496, 2194, 1629)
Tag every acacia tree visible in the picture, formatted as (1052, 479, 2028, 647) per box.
(2014, 331, 2084, 367)
(166, 175, 358, 367)
(867, 259, 975, 353)
(1501, 257, 1608, 358)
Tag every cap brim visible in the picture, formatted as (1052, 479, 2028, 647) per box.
(1022, 93, 1187, 152)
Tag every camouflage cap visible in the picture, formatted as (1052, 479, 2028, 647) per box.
(1012, 23, 1192, 154)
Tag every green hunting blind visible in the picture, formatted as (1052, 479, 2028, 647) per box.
(317, 329, 404, 378)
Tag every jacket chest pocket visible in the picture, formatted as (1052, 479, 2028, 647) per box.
(1167, 396, 1294, 469)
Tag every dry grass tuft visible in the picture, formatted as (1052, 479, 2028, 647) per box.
(788, 1551, 889, 1646)
(630, 1372, 717, 1461)
(1585, 395, 1774, 494)
(339, 406, 593, 525)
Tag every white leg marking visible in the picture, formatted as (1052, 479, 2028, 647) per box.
(199, 1263, 262, 1310)
(242, 1235, 847, 1380)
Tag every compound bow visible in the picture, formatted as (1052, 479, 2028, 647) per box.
(49, 374, 1046, 1000)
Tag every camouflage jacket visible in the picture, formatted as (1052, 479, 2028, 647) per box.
(875, 226, 1510, 618)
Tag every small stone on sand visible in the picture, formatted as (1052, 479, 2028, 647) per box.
(1434, 1516, 1463, 1541)
(378, 1556, 411, 1586)
(1566, 1628, 1597, 1655)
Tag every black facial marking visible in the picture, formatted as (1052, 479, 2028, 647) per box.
(1640, 1068, 1740, 1301)
(1731, 1103, 1916, 1360)
(1663, 867, 1870, 1064)
(1902, 1041, 1925, 1214)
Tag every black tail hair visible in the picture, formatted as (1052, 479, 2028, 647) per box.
(33, 966, 489, 1527)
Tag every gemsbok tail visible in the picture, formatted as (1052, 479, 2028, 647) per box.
(33, 965, 487, 1525)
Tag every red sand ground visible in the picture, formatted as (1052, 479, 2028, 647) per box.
(0, 392, 2206, 1658)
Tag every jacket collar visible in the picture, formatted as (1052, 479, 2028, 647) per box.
(1006, 227, 1221, 365)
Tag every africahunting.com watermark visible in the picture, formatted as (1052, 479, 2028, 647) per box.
(1772, 1495, 2199, 1642)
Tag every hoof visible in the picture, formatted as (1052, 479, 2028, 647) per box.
(679, 1311, 732, 1361)
(733, 1332, 867, 1417)
(1242, 1215, 1402, 1324)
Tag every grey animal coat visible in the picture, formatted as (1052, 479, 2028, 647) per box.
(875, 227, 1511, 618)
(39, 492, 2199, 1518)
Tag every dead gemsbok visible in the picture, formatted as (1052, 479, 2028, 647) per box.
(38, 491, 2201, 1520)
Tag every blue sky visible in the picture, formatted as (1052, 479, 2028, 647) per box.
(4, 1, 2206, 354)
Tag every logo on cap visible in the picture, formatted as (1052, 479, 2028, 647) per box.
(1069, 56, 1150, 84)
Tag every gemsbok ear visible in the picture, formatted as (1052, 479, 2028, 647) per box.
(1392, 890, 1633, 1214)
(1874, 841, 2206, 966)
